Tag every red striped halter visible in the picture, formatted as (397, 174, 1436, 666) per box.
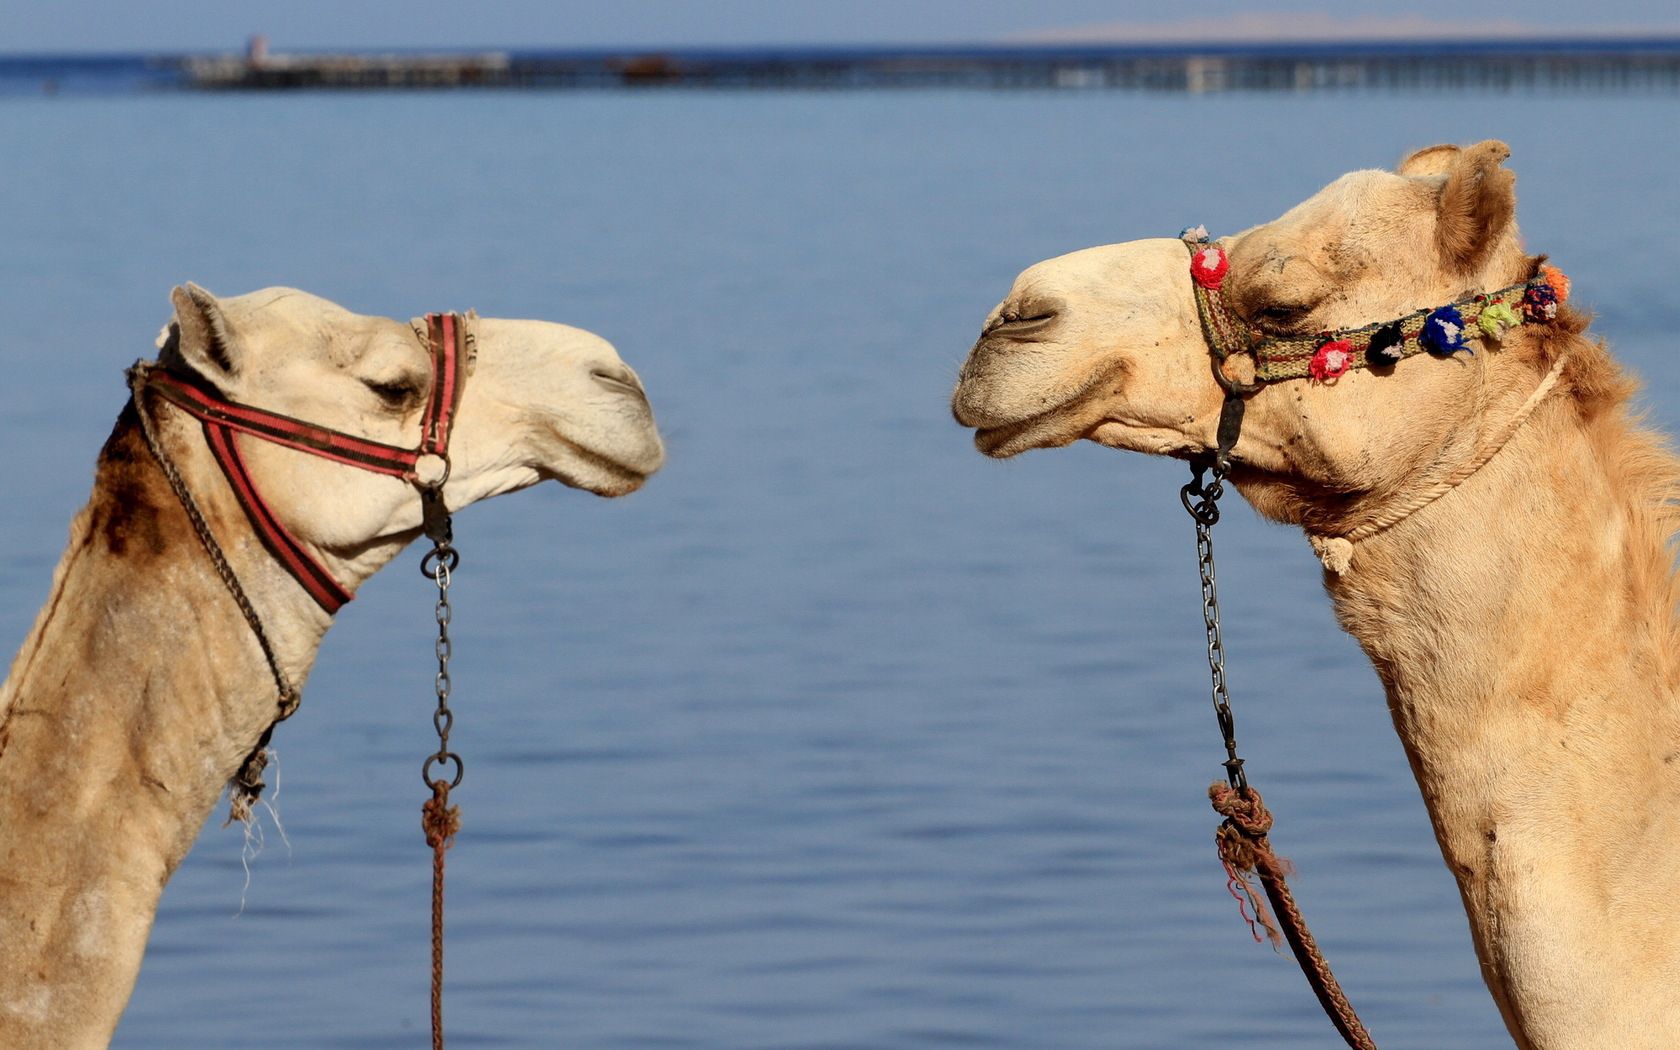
(134, 312, 469, 612)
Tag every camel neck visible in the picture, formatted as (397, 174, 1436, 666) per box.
(1308, 350, 1573, 574)
(1326, 396, 1676, 748)
(1316, 395, 1680, 1042)
(0, 410, 333, 1050)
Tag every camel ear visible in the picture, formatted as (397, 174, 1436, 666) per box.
(1397, 143, 1461, 177)
(165, 282, 241, 382)
(1433, 140, 1515, 274)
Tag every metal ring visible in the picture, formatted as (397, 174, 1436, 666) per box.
(422, 751, 464, 788)
(1181, 485, 1221, 526)
(412, 452, 451, 490)
(1210, 359, 1264, 397)
(1180, 483, 1202, 518)
(419, 546, 460, 579)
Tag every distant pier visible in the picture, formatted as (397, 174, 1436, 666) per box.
(176, 38, 1680, 93)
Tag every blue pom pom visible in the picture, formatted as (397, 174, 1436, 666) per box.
(1421, 306, 1471, 356)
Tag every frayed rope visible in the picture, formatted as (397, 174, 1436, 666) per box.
(1209, 781, 1293, 950)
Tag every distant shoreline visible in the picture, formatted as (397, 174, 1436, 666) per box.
(6, 39, 1680, 95)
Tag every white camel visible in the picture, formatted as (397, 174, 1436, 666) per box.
(0, 284, 664, 1049)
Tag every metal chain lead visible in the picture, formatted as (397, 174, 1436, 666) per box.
(424, 550, 460, 788)
(1180, 461, 1247, 790)
(419, 480, 462, 791)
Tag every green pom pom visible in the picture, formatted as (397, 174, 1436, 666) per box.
(1478, 302, 1521, 340)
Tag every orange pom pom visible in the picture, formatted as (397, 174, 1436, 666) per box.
(1540, 264, 1570, 302)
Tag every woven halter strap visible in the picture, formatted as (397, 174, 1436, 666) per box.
(136, 312, 469, 612)
(1181, 232, 1571, 571)
(1184, 237, 1554, 384)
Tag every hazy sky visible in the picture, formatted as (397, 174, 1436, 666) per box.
(5, 0, 1678, 52)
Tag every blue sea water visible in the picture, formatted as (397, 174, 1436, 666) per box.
(2, 87, 1677, 1048)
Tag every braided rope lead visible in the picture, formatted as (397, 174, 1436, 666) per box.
(422, 777, 460, 1050)
(1211, 785, 1377, 1050)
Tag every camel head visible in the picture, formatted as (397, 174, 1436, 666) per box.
(156, 284, 664, 568)
(952, 141, 1559, 531)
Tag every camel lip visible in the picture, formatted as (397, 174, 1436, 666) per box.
(959, 358, 1126, 457)
(970, 403, 1079, 458)
(952, 369, 1086, 435)
(973, 422, 1032, 458)
(544, 434, 663, 494)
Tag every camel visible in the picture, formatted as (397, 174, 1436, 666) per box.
(951, 141, 1680, 1048)
(0, 285, 664, 1049)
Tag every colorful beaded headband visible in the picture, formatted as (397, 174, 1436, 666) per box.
(1179, 225, 1569, 386)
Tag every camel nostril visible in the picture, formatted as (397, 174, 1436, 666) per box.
(986, 311, 1061, 341)
(590, 366, 642, 397)
(984, 294, 1065, 340)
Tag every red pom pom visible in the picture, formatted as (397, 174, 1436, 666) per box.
(1309, 339, 1354, 382)
(1191, 245, 1229, 290)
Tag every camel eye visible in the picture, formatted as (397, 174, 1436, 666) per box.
(1254, 302, 1314, 329)
(364, 377, 421, 408)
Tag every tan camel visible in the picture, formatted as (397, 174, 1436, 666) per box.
(0, 285, 664, 1049)
(952, 141, 1680, 1048)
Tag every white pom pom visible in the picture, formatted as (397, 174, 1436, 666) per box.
(1309, 535, 1355, 574)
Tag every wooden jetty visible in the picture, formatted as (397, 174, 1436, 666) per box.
(183, 50, 511, 90)
(179, 39, 1680, 93)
